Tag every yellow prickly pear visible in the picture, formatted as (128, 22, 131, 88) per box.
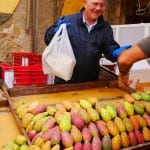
(114, 117, 125, 132)
(46, 105, 56, 116)
(28, 101, 39, 113)
(79, 99, 92, 110)
(26, 121, 34, 133)
(41, 141, 51, 150)
(70, 125, 82, 143)
(20, 144, 30, 150)
(105, 105, 117, 119)
(16, 102, 28, 115)
(14, 134, 27, 145)
(34, 116, 50, 132)
(21, 113, 34, 128)
(87, 108, 99, 121)
(51, 144, 60, 150)
(32, 112, 49, 123)
(34, 137, 44, 148)
(62, 101, 73, 111)
(29, 145, 41, 150)
(64, 146, 73, 150)
(112, 134, 121, 150)
(87, 97, 98, 106)
(78, 108, 91, 124)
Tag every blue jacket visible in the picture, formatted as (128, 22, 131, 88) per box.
(44, 9, 120, 84)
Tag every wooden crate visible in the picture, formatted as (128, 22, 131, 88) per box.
(4, 67, 150, 149)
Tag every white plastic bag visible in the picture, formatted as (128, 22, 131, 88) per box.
(42, 23, 76, 81)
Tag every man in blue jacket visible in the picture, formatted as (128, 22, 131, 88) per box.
(44, 0, 129, 84)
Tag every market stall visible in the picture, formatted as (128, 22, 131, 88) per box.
(1, 67, 150, 149)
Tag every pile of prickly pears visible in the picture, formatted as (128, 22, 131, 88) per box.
(12, 91, 150, 150)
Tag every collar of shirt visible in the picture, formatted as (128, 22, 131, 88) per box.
(83, 15, 98, 33)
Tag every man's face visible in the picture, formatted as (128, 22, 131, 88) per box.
(84, 0, 106, 21)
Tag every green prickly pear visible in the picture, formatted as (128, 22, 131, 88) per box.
(59, 114, 71, 131)
(124, 101, 134, 116)
(100, 108, 111, 122)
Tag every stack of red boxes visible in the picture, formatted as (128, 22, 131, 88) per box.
(0, 52, 47, 88)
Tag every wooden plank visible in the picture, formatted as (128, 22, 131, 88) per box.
(2, 82, 32, 146)
(0, 100, 8, 107)
(8, 80, 114, 97)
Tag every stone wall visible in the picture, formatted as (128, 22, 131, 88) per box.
(0, 0, 32, 63)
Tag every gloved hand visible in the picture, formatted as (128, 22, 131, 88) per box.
(112, 45, 132, 59)
(54, 16, 71, 32)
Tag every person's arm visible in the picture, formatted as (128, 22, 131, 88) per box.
(117, 44, 148, 87)
(44, 25, 56, 45)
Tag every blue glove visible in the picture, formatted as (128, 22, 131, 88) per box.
(112, 45, 132, 59)
(54, 16, 71, 32)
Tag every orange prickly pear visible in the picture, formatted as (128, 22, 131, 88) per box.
(120, 132, 130, 148)
(55, 103, 66, 112)
(111, 134, 121, 150)
(96, 120, 109, 136)
(129, 115, 140, 130)
(135, 115, 147, 128)
(124, 94, 135, 103)
(62, 101, 73, 111)
(106, 120, 119, 136)
(142, 127, 150, 141)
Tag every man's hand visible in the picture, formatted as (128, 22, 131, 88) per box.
(118, 72, 132, 88)
(54, 16, 71, 32)
(112, 45, 132, 59)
